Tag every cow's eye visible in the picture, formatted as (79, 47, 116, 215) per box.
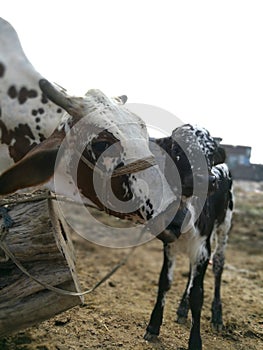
(92, 141, 112, 154)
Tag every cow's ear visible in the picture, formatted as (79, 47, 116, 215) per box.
(0, 133, 63, 196)
(112, 95, 128, 105)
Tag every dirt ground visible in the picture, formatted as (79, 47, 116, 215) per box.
(1, 181, 263, 350)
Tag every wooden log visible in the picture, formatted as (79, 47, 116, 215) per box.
(0, 191, 83, 337)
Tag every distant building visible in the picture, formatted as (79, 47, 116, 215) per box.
(214, 140, 263, 181)
(223, 144, 251, 167)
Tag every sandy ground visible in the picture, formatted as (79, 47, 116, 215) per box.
(1, 181, 263, 350)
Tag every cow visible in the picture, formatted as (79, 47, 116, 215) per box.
(0, 17, 177, 237)
(145, 125, 233, 350)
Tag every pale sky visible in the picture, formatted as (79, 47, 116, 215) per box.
(2, 1, 263, 163)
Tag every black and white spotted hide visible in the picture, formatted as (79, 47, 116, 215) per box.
(0, 17, 66, 171)
(0, 17, 179, 234)
(144, 157, 233, 349)
(149, 124, 221, 241)
(151, 124, 220, 198)
(0, 18, 127, 172)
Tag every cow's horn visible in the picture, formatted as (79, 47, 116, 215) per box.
(39, 79, 83, 117)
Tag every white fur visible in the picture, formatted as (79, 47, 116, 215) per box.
(0, 18, 176, 222)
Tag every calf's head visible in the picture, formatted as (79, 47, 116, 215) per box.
(155, 124, 220, 198)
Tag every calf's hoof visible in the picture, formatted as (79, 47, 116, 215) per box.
(176, 315, 188, 324)
(188, 341, 202, 350)
(144, 331, 159, 342)
(211, 322, 223, 332)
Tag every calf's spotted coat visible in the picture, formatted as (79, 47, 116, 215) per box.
(145, 126, 233, 350)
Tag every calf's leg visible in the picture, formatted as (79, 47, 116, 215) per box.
(176, 266, 190, 323)
(187, 237, 211, 350)
(211, 217, 230, 331)
(144, 241, 176, 340)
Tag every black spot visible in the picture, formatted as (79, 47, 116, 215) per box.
(38, 133, 45, 142)
(36, 125, 41, 130)
(41, 93, 49, 104)
(8, 85, 17, 99)
(38, 108, 44, 114)
(32, 109, 38, 116)
(28, 89, 38, 98)
(35, 117, 40, 123)
(0, 62, 5, 78)
(18, 87, 37, 104)
(146, 211, 152, 220)
(57, 108, 62, 113)
(0, 106, 1, 117)
(18, 87, 28, 104)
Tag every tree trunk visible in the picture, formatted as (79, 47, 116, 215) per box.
(0, 191, 83, 337)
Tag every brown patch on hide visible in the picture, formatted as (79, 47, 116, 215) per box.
(0, 120, 38, 162)
(0, 130, 64, 195)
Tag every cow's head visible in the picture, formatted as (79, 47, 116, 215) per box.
(0, 80, 177, 232)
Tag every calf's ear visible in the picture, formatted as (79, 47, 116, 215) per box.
(0, 134, 62, 196)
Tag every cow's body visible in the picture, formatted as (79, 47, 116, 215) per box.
(0, 18, 63, 171)
(145, 127, 233, 350)
(0, 17, 176, 235)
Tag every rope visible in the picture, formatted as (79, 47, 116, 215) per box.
(112, 156, 156, 177)
(80, 154, 156, 178)
(0, 233, 138, 297)
(0, 193, 147, 298)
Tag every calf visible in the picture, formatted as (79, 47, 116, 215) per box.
(0, 17, 176, 230)
(145, 126, 233, 350)
(176, 164, 233, 332)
